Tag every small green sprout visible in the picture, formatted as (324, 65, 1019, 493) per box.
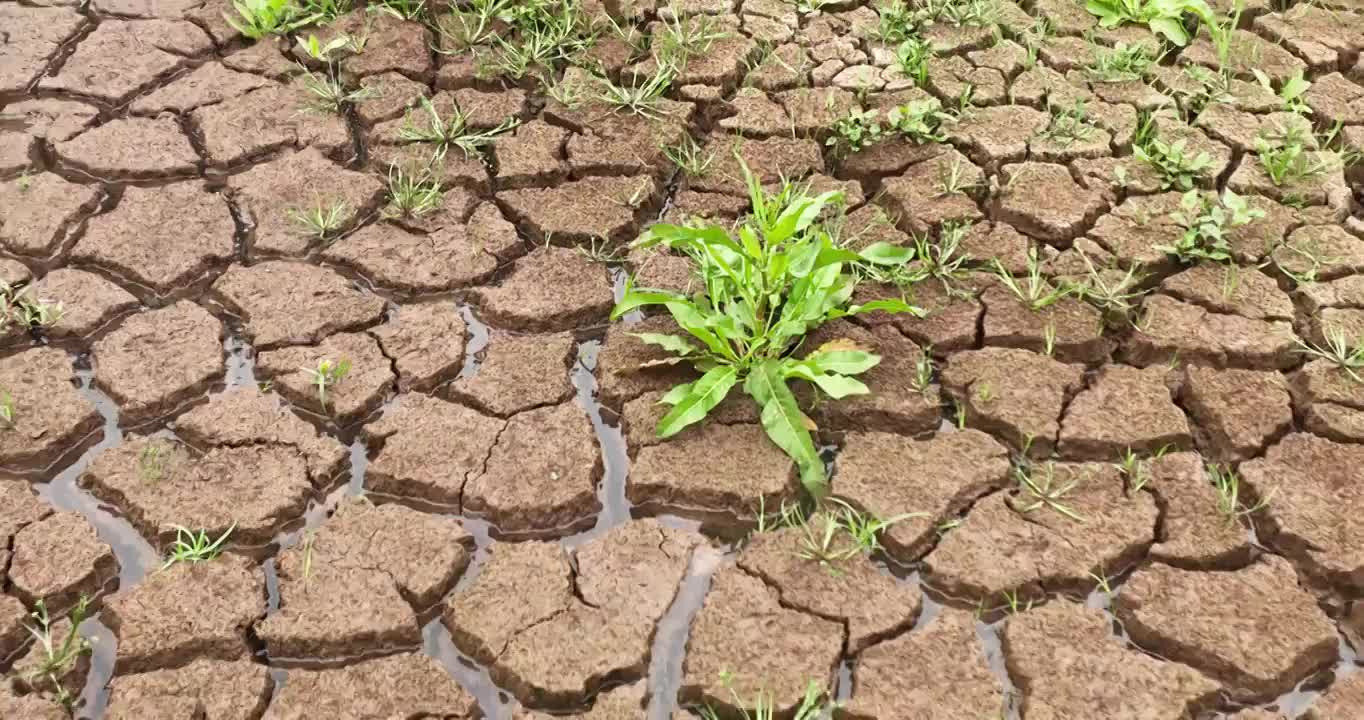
(1014, 462, 1085, 521)
(224, 0, 318, 40)
(596, 64, 676, 120)
(21, 596, 93, 709)
(0, 388, 16, 429)
(1253, 69, 1312, 116)
(139, 443, 167, 483)
(698, 674, 832, 720)
(992, 248, 1072, 312)
(1135, 136, 1213, 191)
(398, 96, 518, 159)
(1295, 327, 1364, 383)
(662, 135, 715, 178)
(1208, 464, 1271, 523)
(895, 36, 933, 86)
(162, 523, 236, 569)
(383, 163, 444, 219)
(288, 197, 351, 242)
(302, 357, 351, 412)
(1158, 189, 1263, 264)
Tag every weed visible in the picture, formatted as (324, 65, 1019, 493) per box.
(1042, 321, 1057, 356)
(1000, 588, 1033, 614)
(1253, 68, 1311, 116)
(1088, 569, 1115, 595)
(993, 249, 1072, 312)
(910, 348, 935, 398)
(1085, 0, 1215, 46)
(1085, 42, 1154, 83)
(1037, 100, 1096, 147)
(383, 163, 444, 219)
(162, 523, 236, 569)
(1160, 189, 1263, 264)
(612, 161, 922, 497)
(302, 358, 351, 412)
(225, 0, 318, 39)
(886, 98, 954, 144)
(1295, 327, 1364, 382)
(288, 197, 351, 242)
(597, 64, 675, 120)
(1116, 445, 1168, 493)
(975, 381, 996, 404)
(1204, 2, 1242, 68)
(827, 108, 886, 157)
(399, 97, 518, 159)
(1069, 251, 1147, 327)
(139, 443, 168, 483)
(1134, 136, 1213, 191)
(1, 280, 64, 330)
(372, 0, 425, 19)
(1208, 464, 1271, 523)
(0, 388, 14, 429)
(481, 0, 592, 80)
(576, 237, 627, 265)
(895, 37, 933, 86)
(873, 0, 924, 42)
(1014, 462, 1085, 521)
(298, 69, 375, 114)
(698, 674, 832, 720)
(21, 596, 92, 708)
(662, 135, 715, 178)
(654, 8, 728, 67)
(16, 171, 33, 192)
(296, 33, 351, 64)
(1255, 131, 1330, 187)
(935, 156, 981, 197)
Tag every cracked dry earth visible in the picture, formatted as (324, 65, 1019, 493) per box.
(2, 0, 1364, 718)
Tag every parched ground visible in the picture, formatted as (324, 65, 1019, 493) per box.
(2, 0, 1364, 718)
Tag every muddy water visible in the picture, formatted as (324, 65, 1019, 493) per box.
(646, 544, 727, 719)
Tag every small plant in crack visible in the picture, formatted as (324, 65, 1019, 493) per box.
(224, 0, 318, 40)
(1115, 445, 1169, 494)
(887, 98, 954, 144)
(383, 162, 444, 219)
(0, 387, 15, 429)
(298, 68, 376, 114)
(162, 523, 236, 570)
(575, 237, 628, 265)
(1037, 100, 1097, 147)
(653, 6, 729, 68)
(1159, 188, 1263, 264)
(398, 96, 518, 160)
(1134, 135, 1213, 191)
(827, 107, 887, 157)
(909, 347, 935, 399)
(1208, 464, 1271, 524)
(1, 280, 65, 330)
(662, 134, 715, 178)
(596, 64, 676, 120)
(1085, 41, 1155, 83)
(935, 156, 982, 197)
(21, 596, 92, 709)
(698, 674, 832, 720)
(139, 442, 169, 483)
(992, 248, 1072, 312)
(288, 197, 351, 243)
(1014, 461, 1086, 521)
(1255, 127, 1331, 187)
(1252, 68, 1312, 116)
(302, 357, 351, 412)
(1068, 250, 1147, 327)
(894, 36, 933, 86)
(1295, 326, 1364, 383)
(754, 496, 809, 534)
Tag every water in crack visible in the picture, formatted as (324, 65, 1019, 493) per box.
(834, 658, 854, 705)
(423, 618, 514, 717)
(564, 339, 631, 549)
(347, 438, 368, 495)
(646, 543, 727, 720)
(456, 304, 491, 380)
(75, 616, 116, 720)
(977, 618, 1021, 720)
(224, 331, 257, 389)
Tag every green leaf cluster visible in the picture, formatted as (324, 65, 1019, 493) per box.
(611, 162, 922, 497)
(825, 98, 954, 157)
(1134, 136, 1213, 190)
(1085, 0, 1213, 46)
(1158, 189, 1264, 264)
(225, 0, 322, 39)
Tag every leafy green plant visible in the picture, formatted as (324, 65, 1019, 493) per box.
(597, 64, 676, 120)
(895, 37, 933, 86)
(373, 0, 426, 20)
(1253, 69, 1311, 115)
(886, 98, 954, 144)
(1085, 0, 1214, 46)
(794, 499, 922, 571)
(302, 358, 351, 411)
(1037, 100, 1097, 147)
(1203, 2, 1243, 69)
(827, 108, 886, 157)
(611, 163, 921, 497)
(663, 135, 715, 178)
(1208, 464, 1270, 523)
(1296, 327, 1364, 382)
(383, 162, 443, 218)
(298, 69, 375, 114)
(1, 280, 64, 330)
(225, 0, 318, 39)
(1070, 251, 1147, 327)
(288, 197, 351, 242)
(480, 0, 592, 80)
(1159, 189, 1262, 264)
(992, 248, 1072, 311)
(935, 156, 981, 196)
(22, 596, 92, 709)
(1014, 461, 1085, 521)
(0, 388, 15, 429)
(654, 8, 728, 67)
(1135, 136, 1213, 190)
(1255, 132, 1329, 187)
(162, 524, 236, 569)
(399, 96, 518, 159)
(1086, 42, 1155, 82)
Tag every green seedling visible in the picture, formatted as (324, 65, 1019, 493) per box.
(935, 156, 981, 196)
(909, 347, 934, 398)
(952, 398, 968, 428)
(698, 674, 832, 720)
(298, 69, 375, 114)
(993, 248, 1072, 312)
(1116, 445, 1168, 493)
(22, 596, 92, 709)
(1000, 588, 1034, 614)
(611, 160, 922, 497)
(398, 96, 518, 159)
(288, 197, 351, 242)
(1085, 0, 1215, 46)
(827, 108, 886, 157)
(1134, 136, 1213, 191)
(1070, 250, 1147, 327)
(1038, 100, 1097, 147)
(754, 496, 809, 534)
(373, 0, 426, 20)
(1159, 189, 1263, 264)
(225, 0, 318, 39)
(1204, 2, 1242, 69)
(1255, 133, 1330, 187)
(1015, 462, 1085, 521)
(895, 36, 933, 86)
(1253, 68, 1311, 115)
(1088, 569, 1116, 595)
(0, 388, 15, 429)
(886, 97, 954, 144)
(1208, 464, 1271, 523)
(383, 163, 444, 219)
(654, 7, 728, 67)
(1086, 42, 1154, 82)
(597, 64, 675, 120)
(302, 357, 351, 412)
(296, 33, 351, 63)
(300, 530, 317, 587)
(1295, 327, 1364, 383)
(162, 523, 236, 569)
(662, 135, 715, 178)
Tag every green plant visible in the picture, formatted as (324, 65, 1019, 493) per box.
(302, 358, 351, 411)
(1085, 0, 1214, 46)
(796, 498, 922, 568)
(1255, 132, 1330, 187)
(373, 0, 426, 20)
(0, 388, 14, 429)
(1, 280, 64, 330)
(1253, 69, 1311, 115)
(21, 597, 92, 708)
(992, 248, 1072, 311)
(1208, 464, 1270, 523)
(886, 98, 954, 144)
(298, 69, 375, 114)
(910, 347, 934, 398)
(480, 0, 592, 80)
(874, 0, 924, 42)
(1070, 251, 1147, 327)
(935, 156, 981, 196)
(1134, 136, 1213, 190)
(139, 443, 168, 483)
(827, 108, 886, 157)
(225, 0, 318, 39)
(1296, 327, 1364, 382)
(162, 523, 236, 569)
(1014, 462, 1085, 521)
(399, 96, 518, 159)
(698, 674, 832, 720)
(288, 197, 351, 241)
(611, 162, 921, 497)
(1037, 100, 1097, 147)
(1159, 189, 1263, 264)
(383, 163, 444, 219)
(1116, 445, 1169, 493)
(1204, 2, 1243, 68)
(663, 135, 715, 178)
(296, 33, 351, 63)
(1086, 42, 1154, 82)
(597, 64, 676, 120)
(895, 37, 933, 86)
(654, 8, 728, 67)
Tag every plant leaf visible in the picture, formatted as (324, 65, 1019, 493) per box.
(659, 381, 694, 406)
(745, 360, 825, 497)
(803, 349, 881, 376)
(858, 242, 914, 265)
(612, 284, 689, 319)
(631, 332, 699, 356)
(657, 365, 738, 438)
